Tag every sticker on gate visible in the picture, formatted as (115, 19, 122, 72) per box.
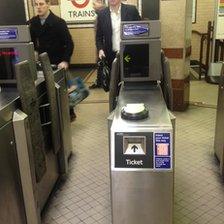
(154, 133, 172, 169)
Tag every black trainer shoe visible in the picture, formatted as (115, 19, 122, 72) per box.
(70, 112, 76, 122)
(89, 83, 101, 89)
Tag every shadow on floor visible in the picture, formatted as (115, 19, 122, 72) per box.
(69, 66, 95, 80)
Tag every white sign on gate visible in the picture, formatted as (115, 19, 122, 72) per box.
(61, 0, 97, 24)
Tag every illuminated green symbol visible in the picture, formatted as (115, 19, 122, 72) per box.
(124, 55, 131, 63)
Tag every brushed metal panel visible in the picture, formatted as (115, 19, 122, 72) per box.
(0, 122, 27, 224)
(214, 63, 224, 176)
(214, 73, 224, 161)
(111, 171, 173, 224)
(13, 109, 41, 224)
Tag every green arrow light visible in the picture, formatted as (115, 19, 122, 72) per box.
(124, 55, 131, 63)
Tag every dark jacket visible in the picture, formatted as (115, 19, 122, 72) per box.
(29, 11, 74, 65)
(96, 3, 141, 63)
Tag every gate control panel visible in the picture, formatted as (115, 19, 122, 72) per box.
(114, 132, 172, 170)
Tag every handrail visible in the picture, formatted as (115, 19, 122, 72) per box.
(192, 30, 209, 79)
(193, 22, 223, 81)
(192, 30, 207, 36)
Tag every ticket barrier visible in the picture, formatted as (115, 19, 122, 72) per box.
(0, 26, 72, 224)
(109, 20, 175, 224)
(214, 63, 224, 177)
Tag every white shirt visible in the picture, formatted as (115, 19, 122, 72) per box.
(110, 6, 121, 52)
(40, 18, 46, 25)
(39, 11, 50, 25)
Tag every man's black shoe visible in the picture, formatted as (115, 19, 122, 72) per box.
(70, 112, 76, 122)
(70, 108, 76, 122)
(89, 83, 101, 89)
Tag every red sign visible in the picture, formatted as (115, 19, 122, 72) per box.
(71, 0, 90, 8)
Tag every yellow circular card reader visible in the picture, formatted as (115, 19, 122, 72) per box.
(121, 103, 149, 120)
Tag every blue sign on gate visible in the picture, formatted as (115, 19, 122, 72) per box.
(154, 133, 172, 169)
(0, 28, 18, 40)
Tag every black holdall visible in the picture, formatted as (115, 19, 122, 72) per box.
(98, 57, 110, 92)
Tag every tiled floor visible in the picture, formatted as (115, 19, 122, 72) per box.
(42, 80, 224, 224)
(190, 80, 218, 107)
(42, 102, 111, 224)
(174, 107, 224, 224)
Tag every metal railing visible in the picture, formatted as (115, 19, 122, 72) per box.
(192, 21, 224, 80)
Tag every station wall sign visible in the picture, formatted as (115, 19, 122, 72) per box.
(60, 0, 97, 24)
(215, 0, 224, 39)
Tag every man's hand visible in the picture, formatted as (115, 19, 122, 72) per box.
(99, 49, 105, 59)
(58, 61, 69, 70)
(67, 85, 77, 94)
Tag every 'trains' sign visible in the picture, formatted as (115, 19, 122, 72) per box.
(61, 0, 97, 24)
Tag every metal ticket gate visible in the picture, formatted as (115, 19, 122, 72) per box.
(108, 20, 174, 224)
(214, 62, 224, 177)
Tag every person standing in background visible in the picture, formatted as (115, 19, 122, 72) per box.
(28, 0, 74, 70)
(89, 0, 106, 89)
(96, 0, 141, 69)
(28, 0, 76, 120)
(90, 0, 141, 89)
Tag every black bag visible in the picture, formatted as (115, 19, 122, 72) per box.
(98, 58, 110, 92)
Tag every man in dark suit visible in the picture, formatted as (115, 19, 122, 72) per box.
(29, 0, 76, 120)
(90, 0, 141, 89)
(29, 0, 74, 70)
